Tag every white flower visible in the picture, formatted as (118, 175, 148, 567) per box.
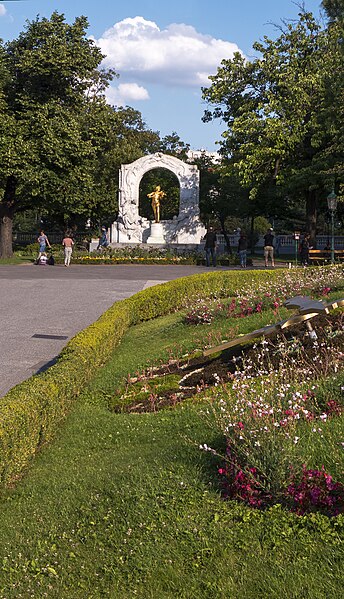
(293, 436, 300, 444)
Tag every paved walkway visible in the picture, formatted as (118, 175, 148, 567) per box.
(0, 263, 223, 397)
(0, 261, 285, 396)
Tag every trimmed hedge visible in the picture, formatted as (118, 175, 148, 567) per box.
(0, 269, 284, 486)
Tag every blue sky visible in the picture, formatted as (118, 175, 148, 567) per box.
(1, 0, 323, 151)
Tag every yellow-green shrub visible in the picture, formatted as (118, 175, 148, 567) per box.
(0, 269, 284, 486)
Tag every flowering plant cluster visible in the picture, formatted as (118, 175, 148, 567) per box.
(218, 446, 272, 508)
(238, 265, 343, 305)
(185, 293, 283, 326)
(187, 265, 343, 326)
(73, 255, 195, 265)
(184, 301, 214, 324)
(287, 465, 344, 516)
(202, 340, 343, 515)
(215, 295, 281, 319)
(217, 451, 344, 515)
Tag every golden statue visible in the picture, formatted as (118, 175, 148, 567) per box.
(147, 185, 166, 223)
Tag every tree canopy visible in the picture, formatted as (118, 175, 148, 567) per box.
(0, 12, 161, 257)
(202, 9, 343, 241)
(322, 0, 344, 21)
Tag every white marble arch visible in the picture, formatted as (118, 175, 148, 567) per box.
(111, 152, 206, 244)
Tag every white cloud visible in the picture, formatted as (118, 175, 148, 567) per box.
(0, 4, 7, 17)
(95, 16, 242, 88)
(105, 82, 150, 106)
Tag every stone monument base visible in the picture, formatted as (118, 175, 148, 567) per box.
(146, 222, 165, 244)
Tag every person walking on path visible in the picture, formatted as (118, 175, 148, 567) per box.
(238, 231, 248, 268)
(62, 232, 74, 267)
(37, 230, 51, 260)
(203, 226, 217, 267)
(264, 228, 275, 268)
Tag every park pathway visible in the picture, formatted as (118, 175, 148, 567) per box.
(0, 263, 219, 397)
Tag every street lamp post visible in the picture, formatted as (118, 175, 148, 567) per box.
(294, 231, 300, 266)
(327, 189, 337, 264)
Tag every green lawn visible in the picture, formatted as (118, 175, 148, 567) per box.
(0, 297, 343, 598)
(0, 256, 31, 265)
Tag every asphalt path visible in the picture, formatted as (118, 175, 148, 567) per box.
(0, 263, 221, 397)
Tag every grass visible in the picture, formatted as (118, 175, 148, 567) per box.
(0, 402, 343, 598)
(85, 303, 291, 401)
(0, 293, 343, 597)
(0, 255, 31, 265)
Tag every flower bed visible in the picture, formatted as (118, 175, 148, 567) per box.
(0, 264, 342, 491)
(201, 309, 344, 517)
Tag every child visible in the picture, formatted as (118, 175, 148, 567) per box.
(38, 253, 48, 265)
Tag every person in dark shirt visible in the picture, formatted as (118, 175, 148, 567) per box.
(204, 226, 217, 267)
(264, 228, 275, 267)
(238, 232, 248, 268)
(300, 233, 311, 266)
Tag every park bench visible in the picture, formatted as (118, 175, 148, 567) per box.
(308, 248, 344, 265)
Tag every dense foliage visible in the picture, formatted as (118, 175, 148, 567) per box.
(0, 13, 160, 257)
(202, 9, 344, 241)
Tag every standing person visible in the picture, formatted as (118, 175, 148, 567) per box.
(238, 231, 248, 268)
(204, 226, 217, 267)
(264, 228, 275, 268)
(97, 226, 109, 250)
(62, 231, 74, 267)
(37, 230, 51, 260)
(299, 233, 311, 266)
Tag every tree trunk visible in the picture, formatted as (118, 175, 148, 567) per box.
(305, 188, 317, 248)
(0, 176, 16, 258)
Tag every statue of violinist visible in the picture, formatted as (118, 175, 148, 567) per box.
(147, 185, 166, 223)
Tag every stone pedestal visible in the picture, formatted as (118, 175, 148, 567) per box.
(146, 222, 165, 244)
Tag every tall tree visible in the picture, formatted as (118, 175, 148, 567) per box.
(202, 10, 343, 242)
(159, 131, 190, 161)
(78, 103, 160, 226)
(0, 12, 111, 257)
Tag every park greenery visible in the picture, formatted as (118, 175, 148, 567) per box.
(202, 2, 344, 243)
(0, 265, 343, 596)
(0, 2, 343, 257)
(0, 13, 183, 258)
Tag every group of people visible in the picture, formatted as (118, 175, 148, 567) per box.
(36, 226, 110, 267)
(203, 227, 276, 268)
(37, 230, 75, 267)
(37, 225, 314, 268)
